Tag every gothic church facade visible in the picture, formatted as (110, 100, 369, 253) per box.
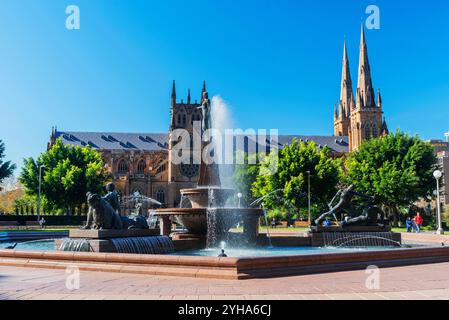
(333, 25, 388, 151)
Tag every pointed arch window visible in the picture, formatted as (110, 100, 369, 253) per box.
(365, 124, 372, 140)
(372, 124, 378, 138)
(137, 160, 146, 174)
(156, 190, 165, 205)
(118, 160, 129, 174)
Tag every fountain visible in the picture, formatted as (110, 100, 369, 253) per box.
(156, 160, 264, 247)
(156, 96, 264, 248)
(121, 191, 162, 217)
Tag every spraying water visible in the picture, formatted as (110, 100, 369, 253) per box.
(210, 96, 235, 188)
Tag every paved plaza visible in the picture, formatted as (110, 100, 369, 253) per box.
(1, 261, 449, 300)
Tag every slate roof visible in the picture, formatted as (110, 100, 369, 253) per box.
(56, 131, 170, 151)
(56, 131, 349, 154)
(277, 135, 349, 154)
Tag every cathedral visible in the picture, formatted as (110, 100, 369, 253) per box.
(333, 25, 388, 151)
(48, 26, 387, 209)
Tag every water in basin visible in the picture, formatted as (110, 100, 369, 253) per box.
(173, 246, 400, 257)
(0, 239, 55, 251)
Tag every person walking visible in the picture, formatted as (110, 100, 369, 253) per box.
(271, 218, 276, 229)
(405, 217, 414, 233)
(39, 217, 46, 229)
(413, 213, 423, 233)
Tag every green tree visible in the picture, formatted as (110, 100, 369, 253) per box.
(0, 140, 16, 186)
(345, 131, 437, 221)
(233, 152, 262, 207)
(19, 138, 111, 214)
(253, 139, 342, 220)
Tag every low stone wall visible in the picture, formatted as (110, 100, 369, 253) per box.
(1, 245, 449, 280)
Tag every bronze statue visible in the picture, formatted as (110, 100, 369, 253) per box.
(314, 185, 383, 227)
(83, 185, 150, 230)
(121, 214, 149, 229)
(103, 183, 121, 215)
(83, 193, 123, 230)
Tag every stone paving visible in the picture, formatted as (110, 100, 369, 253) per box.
(1, 261, 449, 300)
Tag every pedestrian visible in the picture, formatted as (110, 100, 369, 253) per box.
(405, 217, 413, 233)
(413, 213, 423, 233)
(39, 217, 46, 229)
(271, 218, 276, 229)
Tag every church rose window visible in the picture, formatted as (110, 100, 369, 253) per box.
(180, 163, 199, 178)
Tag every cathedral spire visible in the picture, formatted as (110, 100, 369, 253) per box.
(357, 24, 375, 108)
(381, 116, 389, 135)
(171, 80, 176, 105)
(377, 88, 382, 107)
(187, 88, 191, 104)
(201, 80, 208, 103)
(340, 39, 353, 119)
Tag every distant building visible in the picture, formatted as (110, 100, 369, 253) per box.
(428, 139, 449, 154)
(428, 137, 449, 207)
(437, 152, 449, 206)
(445, 132, 449, 142)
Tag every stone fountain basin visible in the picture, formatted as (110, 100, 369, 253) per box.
(180, 187, 235, 208)
(156, 208, 264, 235)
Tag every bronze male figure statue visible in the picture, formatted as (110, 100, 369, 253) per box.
(314, 185, 374, 226)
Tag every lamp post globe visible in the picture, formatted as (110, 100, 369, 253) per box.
(433, 170, 444, 235)
(237, 193, 242, 208)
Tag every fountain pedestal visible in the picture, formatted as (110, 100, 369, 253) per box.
(309, 226, 401, 247)
(55, 228, 177, 254)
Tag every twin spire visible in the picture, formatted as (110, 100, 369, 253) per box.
(339, 39, 354, 119)
(335, 24, 380, 122)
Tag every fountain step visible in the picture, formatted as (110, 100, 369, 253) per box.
(310, 231, 401, 247)
(311, 225, 391, 233)
(69, 228, 160, 239)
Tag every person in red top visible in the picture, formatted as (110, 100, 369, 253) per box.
(414, 213, 423, 233)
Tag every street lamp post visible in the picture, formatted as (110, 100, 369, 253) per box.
(433, 170, 444, 235)
(37, 165, 45, 222)
(307, 171, 311, 224)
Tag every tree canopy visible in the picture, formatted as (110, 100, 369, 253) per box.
(19, 138, 110, 214)
(344, 131, 437, 213)
(232, 152, 262, 207)
(252, 139, 342, 219)
(0, 140, 16, 186)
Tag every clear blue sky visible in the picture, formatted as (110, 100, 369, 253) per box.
(1, 0, 449, 173)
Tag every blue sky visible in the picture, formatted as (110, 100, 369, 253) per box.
(1, 0, 449, 173)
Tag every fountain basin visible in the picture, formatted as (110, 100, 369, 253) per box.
(180, 187, 235, 208)
(156, 207, 264, 235)
(0, 245, 447, 280)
